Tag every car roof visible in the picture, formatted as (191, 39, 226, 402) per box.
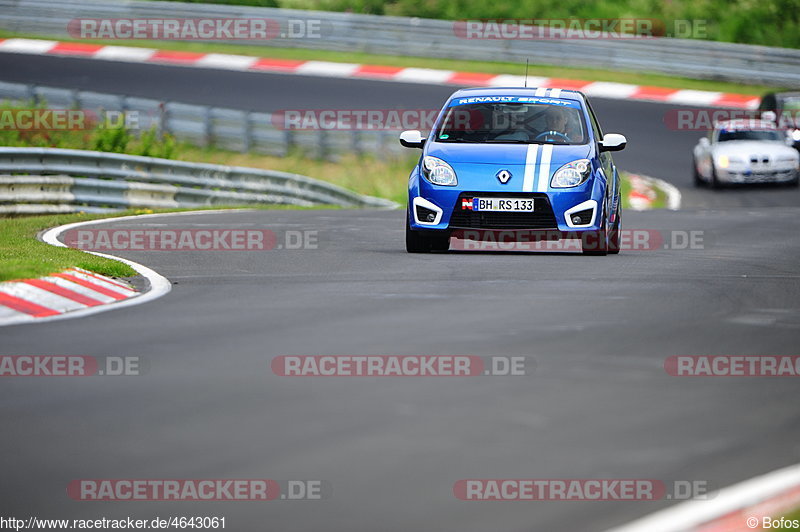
(450, 87, 585, 103)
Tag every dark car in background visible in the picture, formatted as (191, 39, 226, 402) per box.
(759, 92, 800, 151)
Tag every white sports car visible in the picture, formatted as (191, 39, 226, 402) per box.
(693, 119, 799, 188)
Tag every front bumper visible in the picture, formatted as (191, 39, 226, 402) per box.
(717, 167, 798, 184)
(409, 182, 607, 233)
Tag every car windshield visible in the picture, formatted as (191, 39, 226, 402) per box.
(780, 97, 800, 111)
(435, 102, 588, 145)
(717, 129, 782, 142)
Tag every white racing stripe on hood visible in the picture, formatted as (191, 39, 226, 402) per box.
(536, 144, 553, 192)
(523, 144, 540, 192)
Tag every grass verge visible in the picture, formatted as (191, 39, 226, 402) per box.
(779, 508, 800, 529)
(0, 29, 782, 96)
(1, 211, 142, 282)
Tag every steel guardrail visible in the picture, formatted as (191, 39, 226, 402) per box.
(0, 147, 397, 213)
(0, 80, 404, 160)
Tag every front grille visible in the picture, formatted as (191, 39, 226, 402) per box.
(729, 170, 796, 183)
(449, 192, 558, 230)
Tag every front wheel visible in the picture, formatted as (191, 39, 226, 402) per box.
(581, 214, 609, 256)
(693, 158, 704, 187)
(406, 214, 450, 253)
(608, 216, 621, 255)
(710, 164, 722, 189)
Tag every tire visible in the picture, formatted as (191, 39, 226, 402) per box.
(406, 214, 450, 253)
(709, 164, 722, 189)
(693, 158, 704, 187)
(428, 234, 451, 251)
(608, 215, 621, 255)
(582, 213, 608, 256)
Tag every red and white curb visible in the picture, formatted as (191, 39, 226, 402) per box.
(0, 214, 173, 327)
(627, 173, 682, 211)
(0, 267, 137, 322)
(0, 38, 760, 109)
(607, 462, 800, 532)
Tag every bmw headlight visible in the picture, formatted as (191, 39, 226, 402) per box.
(422, 156, 457, 186)
(550, 159, 591, 188)
(717, 155, 743, 169)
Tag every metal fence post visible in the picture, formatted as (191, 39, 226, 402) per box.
(243, 111, 253, 152)
(26, 84, 38, 106)
(283, 129, 295, 157)
(203, 106, 213, 148)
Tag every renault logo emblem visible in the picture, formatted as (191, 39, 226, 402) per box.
(496, 169, 512, 184)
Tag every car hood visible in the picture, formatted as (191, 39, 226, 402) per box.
(426, 142, 591, 165)
(712, 141, 797, 158)
(424, 142, 595, 192)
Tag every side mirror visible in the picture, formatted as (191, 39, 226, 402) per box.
(399, 130, 426, 149)
(699, 137, 710, 147)
(599, 133, 626, 152)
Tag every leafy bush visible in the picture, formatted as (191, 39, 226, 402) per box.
(181, 0, 800, 48)
(0, 100, 182, 159)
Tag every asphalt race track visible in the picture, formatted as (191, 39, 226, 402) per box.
(1, 51, 800, 531)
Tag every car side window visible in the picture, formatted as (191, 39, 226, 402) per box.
(585, 100, 604, 141)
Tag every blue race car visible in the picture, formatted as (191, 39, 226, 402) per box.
(400, 87, 627, 255)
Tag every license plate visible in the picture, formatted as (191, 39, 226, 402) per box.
(472, 197, 535, 212)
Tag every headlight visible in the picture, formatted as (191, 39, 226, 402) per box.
(792, 129, 800, 141)
(550, 159, 591, 188)
(422, 156, 457, 186)
(717, 155, 743, 169)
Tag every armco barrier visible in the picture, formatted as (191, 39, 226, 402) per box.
(0, 81, 404, 160)
(0, 148, 397, 213)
